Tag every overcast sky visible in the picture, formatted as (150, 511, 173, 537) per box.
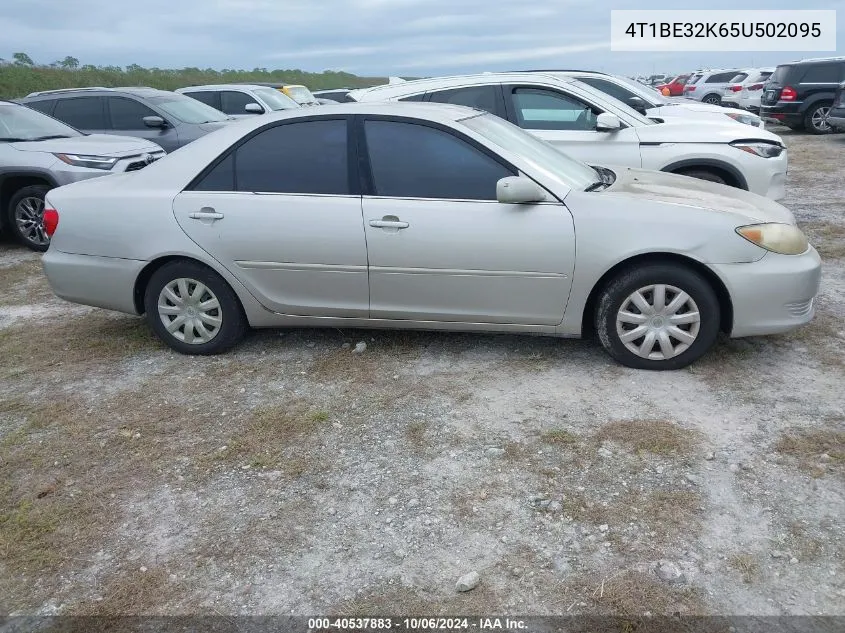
(1, 0, 842, 77)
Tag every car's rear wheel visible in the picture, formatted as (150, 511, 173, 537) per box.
(8, 185, 51, 252)
(676, 169, 727, 186)
(595, 264, 721, 370)
(143, 260, 247, 355)
(702, 94, 722, 105)
(804, 103, 833, 134)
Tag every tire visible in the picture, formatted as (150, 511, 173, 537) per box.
(677, 169, 728, 186)
(595, 264, 721, 370)
(702, 94, 722, 106)
(143, 260, 247, 355)
(804, 103, 833, 135)
(7, 185, 51, 252)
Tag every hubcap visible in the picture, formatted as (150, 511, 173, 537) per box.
(157, 278, 222, 344)
(811, 107, 831, 131)
(14, 196, 48, 246)
(616, 284, 701, 361)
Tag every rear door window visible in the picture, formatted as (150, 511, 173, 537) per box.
(801, 64, 843, 83)
(25, 100, 55, 115)
(52, 97, 106, 129)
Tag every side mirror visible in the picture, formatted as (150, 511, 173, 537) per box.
(596, 112, 622, 132)
(496, 176, 547, 204)
(244, 103, 264, 114)
(143, 115, 166, 128)
(626, 96, 648, 114)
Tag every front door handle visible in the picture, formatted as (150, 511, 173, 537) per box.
(369, 215, 409, 229)
(189, 207, 224, 221)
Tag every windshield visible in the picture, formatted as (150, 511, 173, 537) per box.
(254, 88, 299, 110)
(462, 112, 599, 191)
(285, 85, 317, 105)
(603, 75, 670, 106)
(0, 103, 82, 141)
(148, 95, 229, 123)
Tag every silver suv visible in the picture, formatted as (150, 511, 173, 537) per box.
(0, 100, 165, 251)
(683, 69, 744, 105)
(21, 87, 233, 153)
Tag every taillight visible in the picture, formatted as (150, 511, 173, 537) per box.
(43, 208, 59, 237)
(748, 83, 764, 91)
(780, 86, 797, 101)
(686, 86, 696, 92)
(730, 85, 743, 92)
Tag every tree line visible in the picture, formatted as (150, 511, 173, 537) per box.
(0, 53, 389, 99)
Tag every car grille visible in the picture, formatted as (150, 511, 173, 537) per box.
(785, 298, 814, 317)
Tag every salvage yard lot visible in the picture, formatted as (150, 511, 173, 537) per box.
(1, 130, 843, 618)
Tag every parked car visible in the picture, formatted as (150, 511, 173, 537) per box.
(240, 83, 320, 107)
(760, 57, 845, 134)
(175, 84, 299, 117)
(656, 74, 690, 97)
(21, 87, 233, 152)
(41, 103, 820, 369)
(722, 69, 775, 113)
(526, 70, 763, 128)
(313, 89, 352, 103)
(829, 82, 845, 131)
(348, 72, 787, 199)
(683, 69, 743, 105)
(0, 100, 164, 251)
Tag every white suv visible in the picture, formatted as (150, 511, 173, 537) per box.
(533, 70, 763, 128)
(348, 72, 788, 200)
(176, 84, 299, 118)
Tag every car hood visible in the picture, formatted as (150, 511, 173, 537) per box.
(599, 166, 795, 224)
(634, 119, 782, 144)
(657, 101, 755, 118)
(9, 134, 163, 157)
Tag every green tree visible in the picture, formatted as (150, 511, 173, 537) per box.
(13, 52, 34, 66)
(60, 56, 79, 69)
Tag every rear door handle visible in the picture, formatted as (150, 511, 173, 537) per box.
(369, 216, 409, 229)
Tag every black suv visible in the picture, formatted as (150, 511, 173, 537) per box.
(829, 82, 845, 132)
(760, 57, 845, 134)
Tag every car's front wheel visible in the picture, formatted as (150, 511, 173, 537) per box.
(143, 260, 247, 355)
(8, 185, 51, 251)
(595, 264, 721, 370)
(702, 94, 722, 106)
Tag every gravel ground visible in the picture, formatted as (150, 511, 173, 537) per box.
(0, 129, 843, 620)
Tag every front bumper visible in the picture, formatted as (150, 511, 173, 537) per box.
(711, 247, 822, 338)
(42, 249, 145, 315)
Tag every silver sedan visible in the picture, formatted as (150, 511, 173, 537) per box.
(41, 103, 821, 370)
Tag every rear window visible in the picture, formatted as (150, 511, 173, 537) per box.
(748, 71, 773, 83)
(768, 65, 793, 84)
(729, 73, 749, 83)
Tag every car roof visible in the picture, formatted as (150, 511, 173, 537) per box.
(176, 84, 271, 92)
(23, 86, 177, 99)
(349, 72, 577, 101)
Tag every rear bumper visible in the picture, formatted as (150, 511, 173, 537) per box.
(711, 247, 822, 338)
(760, 103, 804, 126)
(42, 249, 144, 315)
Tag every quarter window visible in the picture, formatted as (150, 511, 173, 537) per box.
(364, 119, 514, 200)
(802, 64, 843, 83)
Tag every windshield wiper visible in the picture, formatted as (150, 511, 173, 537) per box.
(0, 137, 29, 142)
(30, 134, 74, 141)
(585, 181, 608, 192)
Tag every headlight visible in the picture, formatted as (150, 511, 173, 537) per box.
(730, 141, 784, 158)
(54, 153, 118, 170)
(736, 223, 808, 255)
(724, 112, 762, 128)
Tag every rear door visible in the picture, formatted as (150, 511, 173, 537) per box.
(173, 117, 369, 317)
(502, 84, 642, 168)
(106, 96, 179, 151)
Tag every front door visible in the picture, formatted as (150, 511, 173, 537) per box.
(360, 118, 575, 326)
(173, 117, 369, 317)
(503, 85, 642, 169)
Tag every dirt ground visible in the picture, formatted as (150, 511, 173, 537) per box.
(0, 129, 843, 620)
